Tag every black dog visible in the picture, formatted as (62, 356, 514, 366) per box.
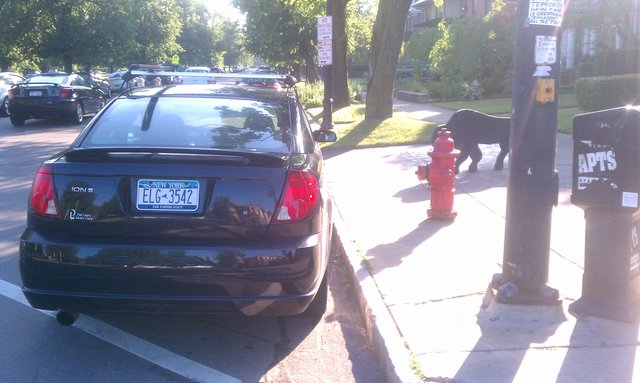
(432, 109, 510, 174)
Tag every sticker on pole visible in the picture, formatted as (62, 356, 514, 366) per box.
(528, 0, 564, 27)
(535, 36, 557, 65)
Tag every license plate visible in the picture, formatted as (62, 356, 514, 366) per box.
(29, 90, 42, 97)
(136, 179, 199, 211)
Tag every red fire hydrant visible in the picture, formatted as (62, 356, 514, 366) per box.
(416, 128, 460, 220)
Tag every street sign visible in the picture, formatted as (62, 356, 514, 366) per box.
(318, 40, 332, 66)
(317, 16, 332, 41)
(317, 16, 332, 66)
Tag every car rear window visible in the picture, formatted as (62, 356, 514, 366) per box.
(82, 96, 290, 153)
(28, 75, 67, 84)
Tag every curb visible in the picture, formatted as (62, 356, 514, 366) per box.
(332, 205, 419, 383)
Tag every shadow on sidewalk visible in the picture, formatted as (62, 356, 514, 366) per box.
(451, 297, 566, 382)
(365, 218, 454, 275)
(557, 317, 639, 382)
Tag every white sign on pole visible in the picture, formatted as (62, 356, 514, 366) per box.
(318, 41, 332, 66)
(528, 0, 564, 27)
(317, 16, 333, 66)
(535, 35, 557, 65)
(317, 16, 332, 40)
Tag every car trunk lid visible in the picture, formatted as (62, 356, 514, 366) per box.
(46, 148, 289, 241)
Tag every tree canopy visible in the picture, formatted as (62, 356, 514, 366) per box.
(0, 0, 248, 73)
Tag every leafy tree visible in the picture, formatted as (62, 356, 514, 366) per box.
(365, 0, 412, 120)
(429, 0, 514, 99)
(130, 0, 183, 65)
(212, 16, 248, 68)
(401, 27, 441, 75)
(82, 0, 139, 70)
(346, 0, 375, 64)
(175, 0, 215, 66)
(29, 0, 103, 72)
(0, 0, 41, 71)
(233, 0, 324, 82)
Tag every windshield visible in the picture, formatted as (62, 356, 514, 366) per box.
(83, 96, 291, 153)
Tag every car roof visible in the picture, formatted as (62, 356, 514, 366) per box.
(123, 84, 295, 103)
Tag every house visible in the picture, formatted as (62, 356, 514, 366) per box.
(406, 0, 640, 77)
(405, 0, 498, 39)
(561, 0, 640, 76)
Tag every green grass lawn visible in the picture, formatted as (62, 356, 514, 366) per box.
(308, 93, 583, 149)
(308, 105, 437, 149)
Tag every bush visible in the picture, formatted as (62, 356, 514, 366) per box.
(395, 78, 428, 92)
(575, 74, 640, 111)
(576, 49, 640, 79)
(296, 79, 364, 109)
(296, 82, 325, 108)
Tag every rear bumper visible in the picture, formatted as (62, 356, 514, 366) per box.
(19, 230, 330, 316)
(10, 99, 75, 119)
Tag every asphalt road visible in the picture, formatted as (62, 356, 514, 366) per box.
(0, 115, 384, 383)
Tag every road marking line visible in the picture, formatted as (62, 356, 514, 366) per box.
(0, 279, 240, 383)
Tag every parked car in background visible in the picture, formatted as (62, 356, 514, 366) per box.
(19, 72, 338, 325)
(128, 63, 180, 86)
(107, 71, 127, 92)
(239, 77, 284, 91)
(75, 71, 112, 98)
(0, 72, 25, 117)
(181, 66, 215, 85)
(8, 72, 106, 126)
(109, 70, 146, 92)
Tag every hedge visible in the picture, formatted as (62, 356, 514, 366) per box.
(575, 74, 640, 111)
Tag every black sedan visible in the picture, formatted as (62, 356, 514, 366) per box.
(8, 72, 107, 126)
(19, 74, 338, 325)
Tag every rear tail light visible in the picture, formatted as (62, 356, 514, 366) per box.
(7, 87, 15, 99)
(60, 86, 73, 98)
(30, 165, 61, 218)
(273, 170, 319, 223)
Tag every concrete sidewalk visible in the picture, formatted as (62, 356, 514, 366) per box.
(323, 100, 640, 382)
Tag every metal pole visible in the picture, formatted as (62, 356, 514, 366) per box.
(321, 1, 333, 130)
(492, 0, 564, 305)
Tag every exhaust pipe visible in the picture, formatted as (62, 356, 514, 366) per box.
(55, 310, 78, 326)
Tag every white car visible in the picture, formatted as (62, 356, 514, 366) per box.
(181, 66, 214, 85)
(0, 72, 25, 117)
(108, 70, 144, 92)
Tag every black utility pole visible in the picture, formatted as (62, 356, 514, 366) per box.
(492, 0, 564, 305)
(320, 1, 333, 130)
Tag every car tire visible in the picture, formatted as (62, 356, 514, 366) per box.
(10, 113, 25, 126)
(71, 102, 84, 125)
(0, 97, 8, 117)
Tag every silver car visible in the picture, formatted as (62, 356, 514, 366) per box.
(0, 72, 25, 117)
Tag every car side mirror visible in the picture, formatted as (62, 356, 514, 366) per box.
(312, 129, 337, 143)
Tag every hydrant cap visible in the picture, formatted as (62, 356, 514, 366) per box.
(429, 129, 460, 158)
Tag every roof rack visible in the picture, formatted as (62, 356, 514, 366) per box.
(128, 64, 180, 72)
(127, 70, 298, 88)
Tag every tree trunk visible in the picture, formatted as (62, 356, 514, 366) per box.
(63, 54, 73, 74)
(365, 0, 411, 120)
(331, 0, 350, 109)
(299, 43, 320, 84)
